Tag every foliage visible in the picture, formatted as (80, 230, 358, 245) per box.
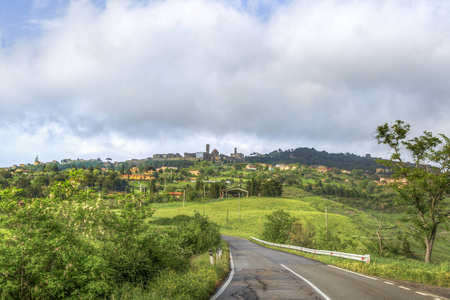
(288, 220, 316, 248)
(375, 120, 450, 262)
(246, 147, 379, 171)
(0, 195, 112, 299)
(209, 183, 220, 199)
(167, 212, 221, 254)
(0, 179, 209, 299)
(313, 229, 357, 253)
(110, 243, 230, 300)
(262, 209, 297, 243)
(246, 178, 282, 197)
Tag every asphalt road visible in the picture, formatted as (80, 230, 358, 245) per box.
(211, 236, 448, 300)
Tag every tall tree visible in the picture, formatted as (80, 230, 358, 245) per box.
(375, 120, 450, 262)
(209, 183, 220, 199)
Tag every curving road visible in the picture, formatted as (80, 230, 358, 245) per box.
(211, 236, 448, 300)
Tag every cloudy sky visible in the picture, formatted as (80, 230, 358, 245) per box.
(1, 0, 449, 166)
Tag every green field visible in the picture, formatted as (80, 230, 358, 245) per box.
(150, 196, 450, 262)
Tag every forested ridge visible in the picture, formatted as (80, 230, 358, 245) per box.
(247, 147, 379, 170)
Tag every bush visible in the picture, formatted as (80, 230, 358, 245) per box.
(110, 245, 230, 300)
(288, 220, 316, 248)
(171, 212, 221, 254)
(262, 209, 297, 243)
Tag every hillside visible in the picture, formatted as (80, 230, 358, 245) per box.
(247, 147, 380, 171)
(150, 195, 450, 264)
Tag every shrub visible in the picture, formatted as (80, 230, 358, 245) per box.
(288, 220, 316, 248)
(262, 209, 297, 243)
(171, 212, 221, 254)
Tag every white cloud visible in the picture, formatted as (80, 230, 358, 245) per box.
(1, 0, 450, 166)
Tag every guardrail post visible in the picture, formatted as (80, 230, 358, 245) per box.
(216, 247, 222, 261)
(209, 249, 214, 265)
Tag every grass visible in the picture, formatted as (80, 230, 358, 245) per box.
(150, 196, 373, 252)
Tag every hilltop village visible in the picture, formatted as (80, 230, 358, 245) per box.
(1, 143, 402, 207)
(1, 145, 402, 190)
(27, 144, 244, 168)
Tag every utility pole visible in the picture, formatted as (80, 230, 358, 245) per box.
(325, 206, 328, 233)
(260, 216, 262, 237)
(183, 189, 185, 207)
(239, 197, 241, 222)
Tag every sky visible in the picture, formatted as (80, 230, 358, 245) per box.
(1, 0, 449, 167)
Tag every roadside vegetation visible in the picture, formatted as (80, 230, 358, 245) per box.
(0, 178, 225, 299)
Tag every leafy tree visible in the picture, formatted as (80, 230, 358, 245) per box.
(149, 179, 157, 194)
(261, 179, 282, 197)
(0, 189, 112, 299)
(52, 164, 60, 172)
(14, 177, 31, 190)
(33, 175, 50, 187)
(262, 210, 297, 243)
(209, 183, 220, 199)
(375, 120, 450, 262)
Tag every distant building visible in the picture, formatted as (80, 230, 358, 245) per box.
(245, 165, 257, 171)
(189, 170, 201, 176)
(196, 152, 207, 159)
(34, 155, 43, 165)
(275, 164, 292, 171)
(230, 147, 244, 161)
(379, 177, 407, 185)
(168, 192, 183, 199)
(316, 166, 328, 173)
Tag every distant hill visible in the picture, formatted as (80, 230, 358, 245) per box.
(246, 147, 380, 171)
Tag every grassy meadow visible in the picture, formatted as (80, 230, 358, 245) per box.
(149, 195, 450, 261)
(150, 196, 362, 239)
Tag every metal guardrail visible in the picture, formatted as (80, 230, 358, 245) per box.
(251, 236, 370, 263)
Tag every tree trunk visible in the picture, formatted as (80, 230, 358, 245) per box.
(424, 228, 436, 263)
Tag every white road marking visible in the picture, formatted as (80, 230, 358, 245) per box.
(398, 286, 411, 290)
(281, 264, 332, 300)
(415, 292, 427, 296)
(327, 264, 378, 280)
(210, 250, 234, 300)
(384, 281, 395, 285)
